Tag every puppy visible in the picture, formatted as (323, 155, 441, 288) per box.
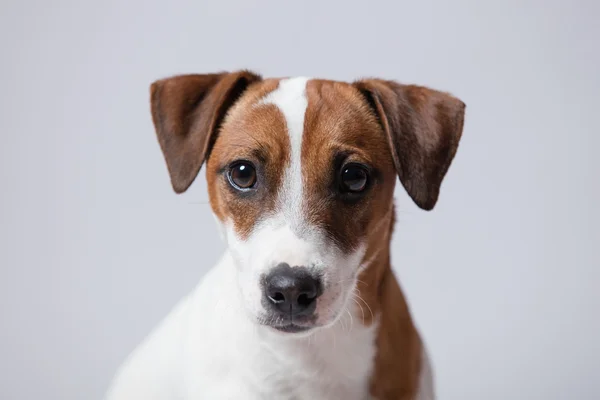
(105, 71, 465, 400)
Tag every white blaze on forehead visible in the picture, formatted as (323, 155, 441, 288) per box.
(259, 77, 310, 230)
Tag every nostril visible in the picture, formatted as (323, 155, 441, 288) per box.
(269, 292, 285, 304)
(297, 292, 316, 307)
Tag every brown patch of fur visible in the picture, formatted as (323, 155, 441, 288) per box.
(354, 79, 466, 210)
(368, 266, 423, 400)
(356, 207, 423, 399)
(301, 80, 396, 253)
(206, 79, 291, 239)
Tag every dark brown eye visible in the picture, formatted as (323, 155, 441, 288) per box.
(228, 162, 257, 190)
(340, 164, 369, 193)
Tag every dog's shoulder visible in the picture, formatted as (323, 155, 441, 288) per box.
(105, 257, 234, 400)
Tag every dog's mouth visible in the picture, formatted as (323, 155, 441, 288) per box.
(270, 323, 312, 333)
(258, 313, 319, 334)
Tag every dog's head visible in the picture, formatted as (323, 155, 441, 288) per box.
(150, 71, 465, 334)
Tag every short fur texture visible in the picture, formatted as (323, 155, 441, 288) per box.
(106, 71, 465, 400)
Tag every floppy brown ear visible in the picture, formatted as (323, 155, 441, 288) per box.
(354, 79, 466, 210)
(150, 70, 262, 193)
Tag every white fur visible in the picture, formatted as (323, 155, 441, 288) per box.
(259, 76, 309, 228)
(105, 254, 435, 399)
(106, 253, 381, 400)
(105, 78, 435, 399)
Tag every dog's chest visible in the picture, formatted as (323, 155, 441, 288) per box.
(250, 322, 378, 399)
(190, 324, 378, 400)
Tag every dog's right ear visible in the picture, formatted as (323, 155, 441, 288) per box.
(150, 71, 262, 193)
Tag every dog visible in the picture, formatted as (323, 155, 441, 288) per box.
(105, 71, 465, 400)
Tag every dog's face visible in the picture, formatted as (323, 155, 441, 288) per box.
(150, 72, 465, 334)
(206, 78, 398, 332)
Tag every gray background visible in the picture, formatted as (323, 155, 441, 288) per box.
(1, 0, 598, 399)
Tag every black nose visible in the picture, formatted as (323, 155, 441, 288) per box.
(264, 263, 321, 317)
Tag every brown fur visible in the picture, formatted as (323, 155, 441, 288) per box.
(350, 79, 465, 398)
(356, 207, 423, 399)
(354, 79, 466, 210)
(206, 79, 287, 239)
(302, 80, 397, 253)
(149, 71, 466, 400)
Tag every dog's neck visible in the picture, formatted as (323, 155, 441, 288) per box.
(355, 204, 423, 398)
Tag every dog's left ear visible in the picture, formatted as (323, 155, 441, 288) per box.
(150, 70, 262, 193)
(354, 79, 466, 210)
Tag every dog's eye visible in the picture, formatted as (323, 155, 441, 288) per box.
(228, 162, 257, 190)
(340, 164, 369, 193)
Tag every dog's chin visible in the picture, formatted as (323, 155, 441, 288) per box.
(268, 323, 315, 336)
(254, 308, 346, 337)
(255, 316, 321, 337)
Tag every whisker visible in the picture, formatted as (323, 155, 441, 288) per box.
(345, 307, 354, 333)
(340, 311, 347, 332)
(369, 201, 394, 237)
(324, 306, 338, 350)
(332, 323, 337, 350)
(359, 246, 384, 270)
(355, 293, 374, 321)
(355, 278, 368, 287)
(351, 296, 366, 324)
